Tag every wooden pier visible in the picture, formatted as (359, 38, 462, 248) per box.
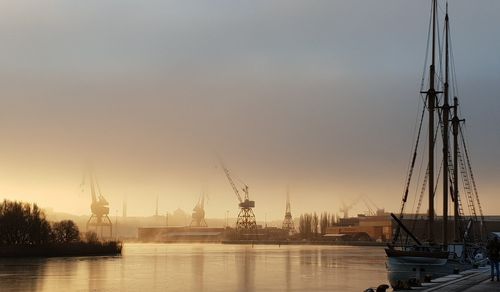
(399, 266, 497, 291)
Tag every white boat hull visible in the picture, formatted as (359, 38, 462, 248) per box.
(386, 256, 464, 289)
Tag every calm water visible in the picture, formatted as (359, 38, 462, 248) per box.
(0, 243, 389, 291)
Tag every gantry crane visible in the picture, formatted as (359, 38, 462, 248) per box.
(82, 169, 112, 238)
(218, 157, 256, 231)
(190, 193, 208, 227)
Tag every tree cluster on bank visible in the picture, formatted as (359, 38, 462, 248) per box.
(298, 212, 336, 239)
(0, 200, 98, 246)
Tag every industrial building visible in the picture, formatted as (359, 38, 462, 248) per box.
(325, 213, 500, 243)
(325, 213, 392, 242)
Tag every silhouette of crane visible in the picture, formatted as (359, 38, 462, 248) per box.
(190, 193, 208, 227)
(339, 195, 362, 219)
(361, 195, 385, 216)
(282, 189, 295, 234)
(218, 157, 256, 231)
(82, 169, 112, 238)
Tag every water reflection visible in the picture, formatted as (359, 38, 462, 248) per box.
(0, 244, 388, 291)
(0, 258, 46, 291)
(285, 249, 291, 291)
(236, 247, 255, 292)
(192, 246, 205, 292)
(88, 258, 106, 291)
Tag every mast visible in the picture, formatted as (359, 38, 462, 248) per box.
(442, 3, 450, 247)
(452, 97, 460, 241)
(427, 0, 437, 243)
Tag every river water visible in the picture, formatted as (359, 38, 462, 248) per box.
(0, 243, 389, 291)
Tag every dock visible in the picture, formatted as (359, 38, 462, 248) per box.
(399, 266, 497, 291)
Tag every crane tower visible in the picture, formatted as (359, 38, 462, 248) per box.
(282, 190, 295, 233)
(339, 196, 362, 219)
(190, 194, 208, 227)
(218, 158, 256, 231)
(82, 170, 112, 238)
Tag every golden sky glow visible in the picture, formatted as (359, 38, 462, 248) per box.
(0, 0, 499, 219)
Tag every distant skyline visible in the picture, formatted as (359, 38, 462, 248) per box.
(0, 1, 499, 220)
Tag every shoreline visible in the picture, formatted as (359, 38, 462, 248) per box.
(127, 240, 387, 247)
(221, 240, 386, 246)
(0, 242, 122, 258)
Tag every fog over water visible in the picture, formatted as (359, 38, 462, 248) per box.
(0, 1, 499, 218)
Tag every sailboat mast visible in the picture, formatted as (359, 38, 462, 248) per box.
(452, 97, 460, 241)
(442, 3, 450, 247)
(427, 0, 437, 243)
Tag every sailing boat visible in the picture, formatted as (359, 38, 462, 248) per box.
(385, 1, 487, 289)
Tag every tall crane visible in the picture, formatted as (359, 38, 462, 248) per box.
(282, 189, 295, 234)
(362, 195, 385, 216)
(82, 169, 112, 238)
(218, 157, 256, 231)
(190, 193, 208, 227)
(339, 196, 362, 219)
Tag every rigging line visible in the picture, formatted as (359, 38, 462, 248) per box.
(419, 93, 427, 107)
(398, 101, 426, 217)
(436, 102, 455, 183)
(410, 107, 441, 221)
(436, 6, 444, 92)
(437, 0, 447, 15)
(412, 14, 432, 173)
(420, 3, 434, 92)
(455, 133, 477, 222)
(405, 98, 426, 190)
(435, 23, 447, 89)
(407, 94, 426, 188)
(436, 105, 462, 234)
(459, 125, 485, 221)
(449, 19, 460, 97)
(434, 40, 445, 97)
(409, 106, 431, 217)
(448, 27, 460, 100)
(399, 87, 439, 223)
(448, 24, 458, 96)
(408, 157, 444, 242)
(417, 2, 434, 107)
(392, 3, 435, 244)
(458, 147, 476, 221)
(409, 126, 428, 216)
(433, 158, 444, 212)
(409, 165, 428, 235)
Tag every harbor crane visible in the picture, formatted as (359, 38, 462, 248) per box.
(82, 169, 112, 238)
(190, 193, 208, 227)
(282, 189, 295, 234)
(218, 158, 256, 230)
(362, 195, 385, 216)
(339, 195, 362, 219)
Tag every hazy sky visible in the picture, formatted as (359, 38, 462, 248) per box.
(0, 1, 499, 221)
